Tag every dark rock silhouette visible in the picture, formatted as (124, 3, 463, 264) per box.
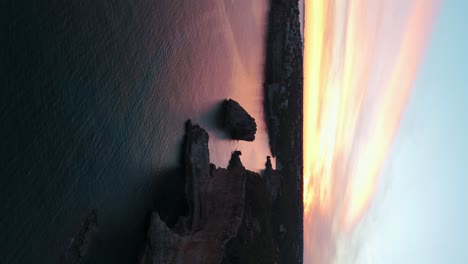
(140, 213, 181, 264)
(140, 122, 246, 264)
(224, 99, 257, 141)
(264, 156, 282, 202)
(228, 150, 244, 170)
(263, 0, 303, 263)
(139, 0, 305, 260)
(62, 210, 98, 264)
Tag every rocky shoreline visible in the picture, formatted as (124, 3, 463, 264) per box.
(139, 121, 279, 264)
(139, 0, 305, 262)
(264, 0, 304, 263)
(65, 0, 305, 261)
(224, 99, 257, 142)
(62, 210, 98, 264)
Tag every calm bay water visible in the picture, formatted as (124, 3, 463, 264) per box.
(1, 0, 272, 262)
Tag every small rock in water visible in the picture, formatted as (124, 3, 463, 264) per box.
(224, 99, 257, 141)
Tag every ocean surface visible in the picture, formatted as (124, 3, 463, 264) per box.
(1, 0, 273, 262)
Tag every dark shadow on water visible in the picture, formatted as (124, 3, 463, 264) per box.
(149, 166, 188, 228)
(199, 100, 230, 140)
(84, 166, 187, 264)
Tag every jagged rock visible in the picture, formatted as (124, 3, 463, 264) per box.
(183, 120, 211, 232)
(265, 156, 273, 171)
(140, 213, 181, 264)
(264, 156, 282, 203)
(263, 1, 304, 263)
(224, 99, 257, 141)
(62, 210, 98, 264)
(223, 165, 278, 264)
(140, 122, 247, 264)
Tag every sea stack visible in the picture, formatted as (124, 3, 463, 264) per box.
(139, 122, 247, 264)
(224, 99, 257, 141)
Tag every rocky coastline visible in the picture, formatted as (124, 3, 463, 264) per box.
(139, 121, 280, 264)
(66, 0, 305, 261)
(139, 0, 305, 262)
(62, 210, 98, 264)
(224, 99, 257, 142)
(263, 0, 304, 263)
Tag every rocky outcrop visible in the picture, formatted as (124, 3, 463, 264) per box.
(223, 161, 278, 264)
(182, 120, 211, 233)
(228, 150, 243, 170)
(224, 99, 257, 141)
(141, 213, 181, 264)
(264, 0, 303, 160)
(62, 210, 98, 264)
(263, 0, 303, 263)
(264, 156, 282, 202)
(140, 122, 249, 264)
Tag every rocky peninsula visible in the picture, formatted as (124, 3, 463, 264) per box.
(263, 0, 304, 263)
(139, 121, 279, 264)
(139, 0, 304, 262)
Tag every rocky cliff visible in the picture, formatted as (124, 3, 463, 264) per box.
(224, 99, 257, 142)
(140, 0, 305, 262)
(140, 121, 278, 264)
(264, 0, 303, 263)
(62, 210, 98, 264)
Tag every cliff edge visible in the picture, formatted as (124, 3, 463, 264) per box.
(140, 121, 278, 264)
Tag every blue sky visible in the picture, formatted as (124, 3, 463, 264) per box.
(357, 0, 468, 262)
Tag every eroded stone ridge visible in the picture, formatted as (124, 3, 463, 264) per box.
(140, 122, 251, 264)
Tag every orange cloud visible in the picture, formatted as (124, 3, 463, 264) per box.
(303, 0, 439, 263)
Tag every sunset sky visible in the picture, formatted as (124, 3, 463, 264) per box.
(303, 0, 468, 263)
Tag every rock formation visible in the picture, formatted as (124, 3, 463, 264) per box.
(62, 210, 98, 264)
(264, 156, 282, 203)
(223, 157, 278, 264)
(263, 0, 304, 263)
(140, 121, 247, 264)
(140, 121, 281, 264)
(139, 1, 306, 258)
(224, 99, 257, 141)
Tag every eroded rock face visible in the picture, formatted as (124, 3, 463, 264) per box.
(228, 150, 244, 170)
(182, 120, 211, 232)
(264, 156, 282, 202)
(223, 168, 278, 264)
(224, 99, 257, 141)
(62, 210, 98, 264)
(140, 213, 181, 264)
(140, 122, 248, 264)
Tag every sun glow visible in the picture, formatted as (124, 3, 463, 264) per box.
(303, 0, 438, 263)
